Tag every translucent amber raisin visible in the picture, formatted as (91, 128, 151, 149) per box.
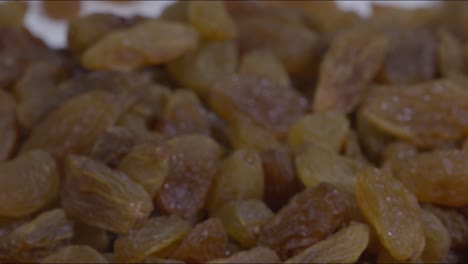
(90, 127, 136, 167)
(62, 155, 153, 233)
(209, 74, 307, 136)
(171, 218, 227, 263)
(361, 80, 468, 148)
(436, 29, 468, 88)
(239, 49, 290, 87)
(207, 247, 280, 264)
(208, 149, 264, 214)
(114, 215, 191, 263)
(285, 222, 369, 263)
(356, 167, 425, 261)
(259, 183, 349, 260)
(0, 150, 58, 217)
(0, 90, 16, 161)
(3, 209, 73, 263)
(420, 208, 451, 263)
(21, 90, 127, 159)
(288, 111, 349, 151)
(118, 143, 169, 198)
(313, 27, 387, 113)
(295, 141, 356, 194)
(381, 141, 417, 167)
(214, 199, 273, 248)
(188, 1, 237, 41)
(391, 150, 468, 206)
(42, 0, 81, 20)
(159, 90, 211, 138)
(155, 135, 222, 221)
(41, 245, 107, 264)
(167, 40, 237, 96)
(261, 148, 300, 211)
(82, 20, 199, 71)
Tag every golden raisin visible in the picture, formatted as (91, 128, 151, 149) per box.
(0, 90, 16, 161)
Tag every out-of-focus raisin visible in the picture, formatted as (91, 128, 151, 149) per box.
(209, 73, 307, 136)
(73, 222, 111, 253)
(2, 209, 73, 263)
(436, 29, 468, 88)
(381, 141, 417, 167)
(171, 218, 227, 263)
(423, 204, 468, 251)
(0, 90, 16, 161)
(42, 0, 81, 21)
(21, 90, 127, 159)
(391, 150, 468, 206)
(361, 80, 468, 148)
(370, 4, 440, 30)
(239, 49, 290, 88)
(288, 111, 349, 151)
(14, 58, 73, 132)
(207, 246, 280, 264)
(155, 135, 222, 221)
(0, 150, 58, 217)
(90, 127, 136, 167)
(187, 1, 237, 41)
(158, 90, 210, 138)
(208, 149, 264, 214)
(420, 208, 451, 263)
(118, 143, 169, 198)
(226, 113, 281, 152)
(62, 155, 153, 233)
(41, 245, 107, 264)
(114, 215, 191, 263)
(68, 13, 140, 54)
(159, 1, 187, 22)
(313, 27, 387, 113)
(261, 148, 300, 211)
(285, 222, 370, 263)
(143, 256, 185, 264)
(214, 199, 273, 248)
(295, 141, 356, 194)
(259, 183, 349, 260)
(342, 131, 369, 166)
(167, 40, 237, 96)
(356, 167, 425, 261)
(0, 1, 27, 28)
(82, 20, 199, 71)
(379, 28, 437, 84)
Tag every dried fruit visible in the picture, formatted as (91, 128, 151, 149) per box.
(41, 245, 107, 264)
(361, 80, 468, 148)
(159, 90, 211, 138)
(208, 149, 264, 213)
(155, 135, 222, 221)
(0, 150, 58, 217)
(62, 155, 153, 233)
(207, 247, 280, 264)
(167, 40, 237, 96)
(0, 90, 16, 161)
(261, 148, 300, 211)
(214, 199, 273, 248)
(73, 222, 110, 253)
(288, 111, 350, 151)
(295, 141, 356, 194)
(114, 215, 191, 263)
(42, 0, 81, 20)
(239, 49, 290, 87)
(2, 209, 73, 263)
(436, 29, 468, 88)
(381, 141, 418, 167)
(391, 150, 468, 206)
(381, 28, 437, 84)
(285, 222, 370, 263)
(209, 73, 307, 136)
(259, 183, 349, 260)
(171, 218, 227, 263)
(0, 1, 27, 28)
(356, 167, 425, 261)
(21, 90, 127, 159)
(313, 27, 387, 113)
(118, 143, 169, 198)
(90, 127, 136, 167)
(187, 1, 237, 40)
(82, 19, 199, 71)
(420, 208, 451, 263)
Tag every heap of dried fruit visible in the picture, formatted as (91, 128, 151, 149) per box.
(0, 0, 467, 263)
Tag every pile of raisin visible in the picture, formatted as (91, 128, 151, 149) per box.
(0, 1, 467, 263)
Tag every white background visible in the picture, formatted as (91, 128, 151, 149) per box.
(1, 0, 437, 48)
